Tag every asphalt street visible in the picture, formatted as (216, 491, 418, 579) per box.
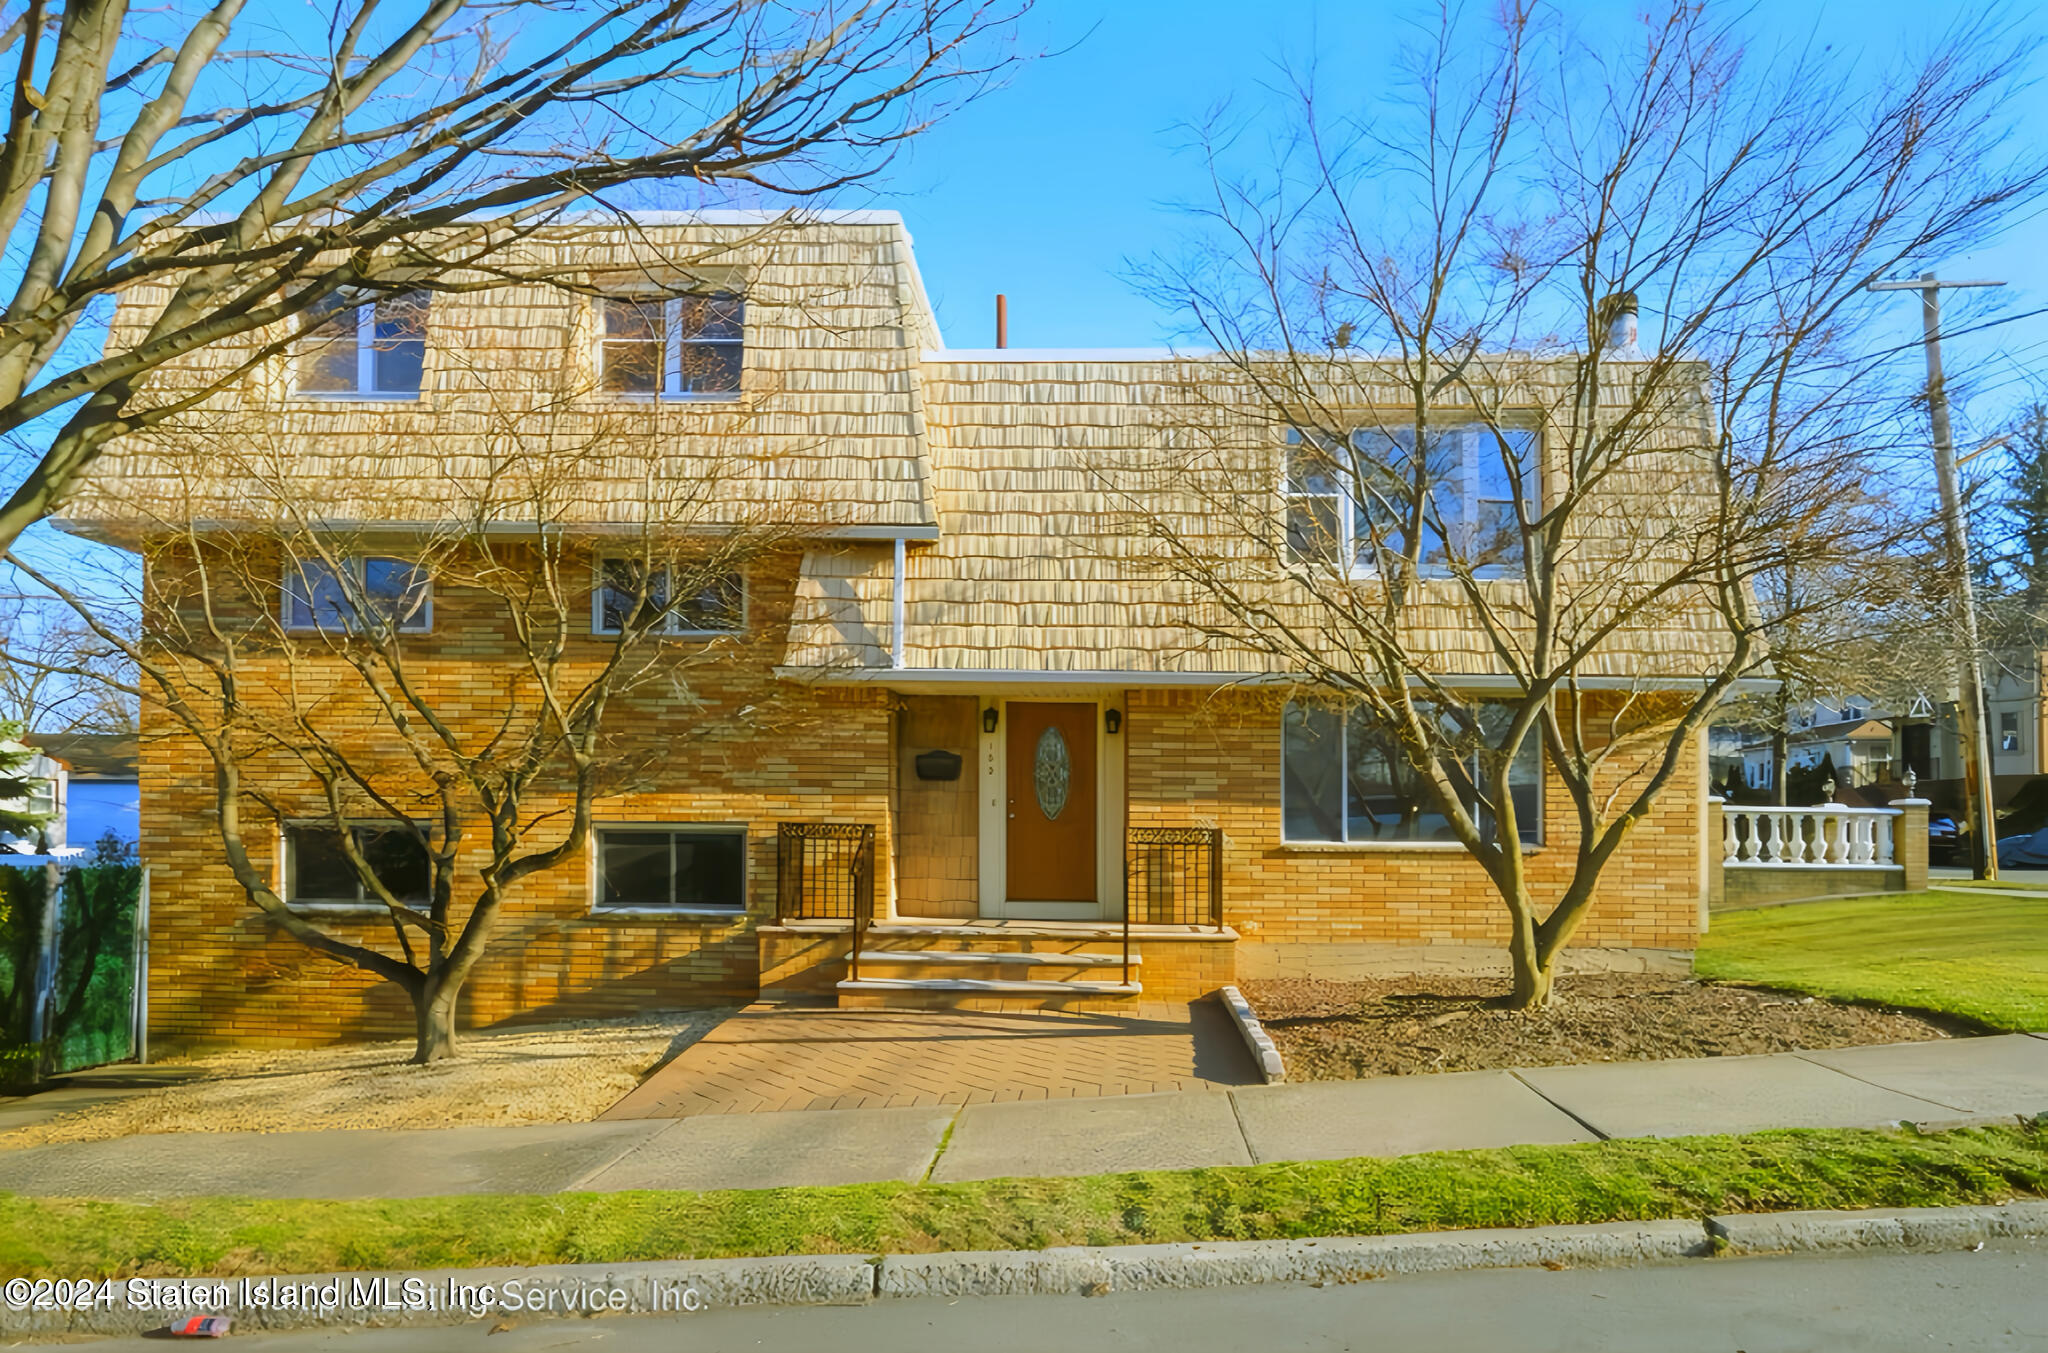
(67, 1240, 2048, 1353)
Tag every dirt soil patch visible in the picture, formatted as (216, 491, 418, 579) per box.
(0, 1009, 732, 1149)
(1240, 975, 1969, 1081)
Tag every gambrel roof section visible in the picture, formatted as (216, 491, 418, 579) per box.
(781, 350, 1747, 685)
(61, 213, 943, 540)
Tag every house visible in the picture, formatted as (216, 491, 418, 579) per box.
(60, 213, 1722, 1049)
(24, 733, 140, 854)
(1, 732, 139, 861)
(0, 735, 62, 857)
(1735, 700, 1896, 792)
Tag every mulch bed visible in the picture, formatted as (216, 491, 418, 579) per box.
(1238, 974, 1974, 1081)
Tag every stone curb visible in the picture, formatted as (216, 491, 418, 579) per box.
(12, 1203, 2048, 1341)
(1710, 1198, 2048, 1255)
(879, 1219, 1706, 1298)
(1217, 984, 1285, 1083)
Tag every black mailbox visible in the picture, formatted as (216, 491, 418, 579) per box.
(914, 749, 964, 781)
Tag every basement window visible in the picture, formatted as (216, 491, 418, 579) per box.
(599, 292, 744, 399)
(1281, 700, 1541, 846)
(295, 292, 429, 398)
(595, 827, 746, 912)
(286, 823, 431, 908)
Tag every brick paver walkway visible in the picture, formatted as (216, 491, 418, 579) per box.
(599, 999, 1260, 1118)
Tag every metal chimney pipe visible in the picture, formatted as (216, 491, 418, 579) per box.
(995, 293, 1007, 349)
(1600, 291, 1642, 356)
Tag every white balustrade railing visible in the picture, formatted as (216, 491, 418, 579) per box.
(1720, 803, 1900, 868)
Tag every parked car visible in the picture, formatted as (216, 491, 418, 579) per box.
(1928, 813, 1963, 866)
(1997, 824, 2048, 869)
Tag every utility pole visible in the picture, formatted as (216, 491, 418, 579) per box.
(1871, 272, 2003, 879)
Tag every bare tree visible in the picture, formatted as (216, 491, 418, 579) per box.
(14, 399, 805, 1061)
(1124, 3, 2044, 1007)
(0, 589, 136, 731)
(0, 0, 1024, 554)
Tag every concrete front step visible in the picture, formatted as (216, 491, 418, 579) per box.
(836, 974, 1145, 1012)
(858, 949, 1138, 967)
(838, 977, 1143, 995)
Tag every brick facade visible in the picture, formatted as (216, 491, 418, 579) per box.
(140, 547, 900, 1051)
(1122, 687, 1705, 972)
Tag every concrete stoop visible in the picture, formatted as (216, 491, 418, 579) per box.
(13, 1202, 2048, 1340)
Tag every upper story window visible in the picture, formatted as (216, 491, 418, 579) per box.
(1281, 699, 1541, 846)
(296, 291, 429, 398)
(1284, 423, 1538, 579)
(593, 559, 745, 636)
(599, 292, 744, 400)
(285, 556, 432, 633)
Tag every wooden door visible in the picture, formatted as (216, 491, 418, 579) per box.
(1005, 701, 1098, 902)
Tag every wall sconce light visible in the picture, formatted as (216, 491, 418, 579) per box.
(1105, 709, 1123, 735)
(982, 706, 1000, 734)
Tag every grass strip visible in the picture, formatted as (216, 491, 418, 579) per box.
(1698, 890, 2048, 1031)
(3, 1123, 2045, 1280)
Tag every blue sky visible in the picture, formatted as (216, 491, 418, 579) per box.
(11, 0, 2047, 586)
(871, 0, 2048, 445)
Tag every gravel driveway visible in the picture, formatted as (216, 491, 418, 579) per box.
(0, 1008, 733, 1149)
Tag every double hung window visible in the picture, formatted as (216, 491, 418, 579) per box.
(1283, 423, 1538, 577)
(599, 293, 744, 398)
(296, 292, 429, 397)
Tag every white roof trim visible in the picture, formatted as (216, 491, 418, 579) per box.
(775, 665, 1780, 695)
(55, 517, 939, 544)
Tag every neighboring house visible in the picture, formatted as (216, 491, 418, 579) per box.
(0, 737, 62, 856)
(25, 733, 140, 852)
(1736, 700, 1896, 792)
(61, 214, 1726, 1049)
(1731, 661, 2048, 800)
(0, 732, 139, 859)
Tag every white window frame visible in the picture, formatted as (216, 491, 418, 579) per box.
(597, 293, 745, 402)
(1279, 700, 1544, 848)
(1283, 422, 1539, 580)
(282, 819, 434, 913)
(590, 823, 749, 916)
(293, 293, 429, 400)
(590, 560, 746, 638)
(282, 555, 434, 634)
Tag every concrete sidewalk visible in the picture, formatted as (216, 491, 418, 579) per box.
(1, 1034, 2043, 1199)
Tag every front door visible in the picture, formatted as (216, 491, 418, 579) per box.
(1005, 701, 1097, 902)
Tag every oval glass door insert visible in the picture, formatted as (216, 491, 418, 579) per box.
(1033, 726, 1072, 820)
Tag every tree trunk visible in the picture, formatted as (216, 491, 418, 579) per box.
(1504, 903, 1554, 1010)
(410, 978, 461, 1064)
(1771, 728, 1789, 806)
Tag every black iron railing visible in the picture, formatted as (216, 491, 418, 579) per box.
(1125, 827, 1225, 929)
(775, 823, 876, 922)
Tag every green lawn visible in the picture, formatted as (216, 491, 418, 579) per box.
(1698, 890, 2048, 1031)
(3, 1124, 2047, 1279)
